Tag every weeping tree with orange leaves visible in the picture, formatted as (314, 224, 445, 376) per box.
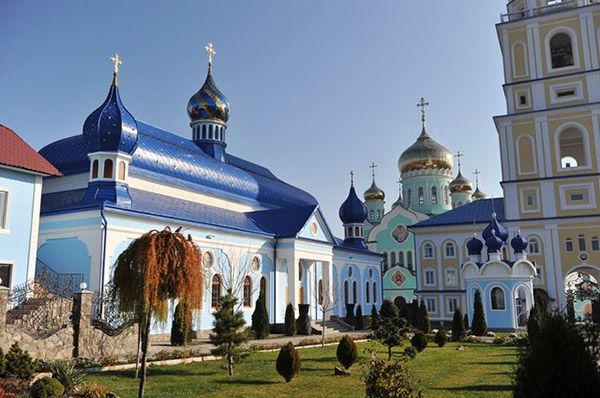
(112, 227, 202, 398)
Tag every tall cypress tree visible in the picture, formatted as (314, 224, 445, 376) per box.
(471, 291, 487, 336)
(251, 291, 270, 339)
(284, 303, 296, 336)
(451, 307, 466, 342)
(210, 293, 249, 376)
(416, 300, 430, 333)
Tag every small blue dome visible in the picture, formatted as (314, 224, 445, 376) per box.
(339, 185, 368, 224)
(187, 66, 230, 123)
(485, 229, 503, 253)
(511, 233, 528, 254)
(467, 235, 484, 255)
(482, 214, 508, 242)
(83, 81, 138, 154)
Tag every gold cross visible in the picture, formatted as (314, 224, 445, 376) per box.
(473, 169, 481, 185)
(110, 54, 122, 75)
(205, 43, 216, 66)
(417, 97, 429, 123)
(369, 162, 377, 179)
(455, 151, 463, 169)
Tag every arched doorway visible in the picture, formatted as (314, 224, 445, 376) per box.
(565, 271, 599, 321)
(515, 286, 529, 326)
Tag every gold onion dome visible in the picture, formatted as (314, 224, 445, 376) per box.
(449, 170, 473, 193)
(398, 126, 454, 174)
(471, 186, 487, 201)
(364, 180, 385, 201)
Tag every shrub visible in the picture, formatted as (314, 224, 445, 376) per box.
(514, 313, 600, 397)
(527, 305, 543, 343)
(380, 299, 399, 320)
(78, 382, 110, 398)
(49, 360, 83, 394)
(370, 316, 406, 359)
(4, 342, 35, 380)
(364, 356, 422, 398)
(284, 303, 296, 336)
(463, 313, 469, 330)
(171, 302, 193, 346)
(403, 346, 418, 359)
(411, 331, 428, 352)
(433, 329, 448, 347)
(471, 291, 487, 336)
(493, 336, 506, 345)
(369, 305, 379, 330)
(31, 377, 64, 398)
(0, 348, 5, 377)
(355, 305, 364, 330)
(251, 291, 270, 339)
(276, 342, 301, 382)
(451, 307, 466, 341)
(416, 301, 430, 333)
(336, 335, 358, 371)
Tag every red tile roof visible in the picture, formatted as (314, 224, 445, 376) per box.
(0, 124, 61, 176)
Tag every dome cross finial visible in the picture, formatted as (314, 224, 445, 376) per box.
(110, 53, 122, 86)
(473, 169, 481, 187)
(455, 151, 463, 170)
(205, 42, 216, 67)
(350, 170, 354, 186)
(369, 162, 377, 181)
(417, 97, 429, 125)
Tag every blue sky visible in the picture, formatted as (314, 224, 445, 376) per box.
(0, 0, 510, 235)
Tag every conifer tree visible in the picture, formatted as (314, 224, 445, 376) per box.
(471, 290, 487, 336)
(210, 293, 249, 376)
(336, 335, 358, 372)
(527, 306, 542, 343)
(276, 342, 301, 382)
(369, 304, 379, 330)
(380, 299, 399, 320)
(251, 291, 270, 339)
(284, 303, 296, 336)
(416, 300, 430, 333)
(355, 305, 364, 330)
(170, 302, 193, 346)
(452, 307, 466, 342)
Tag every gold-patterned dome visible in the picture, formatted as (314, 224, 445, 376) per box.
(449, 170, 473, 193)
(398, 127, 453, 174)
(471, 186, 487, 201)
(364, 180, 385, 201)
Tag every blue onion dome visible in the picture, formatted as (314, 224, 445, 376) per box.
(511, 232, 528, 254)
(339, 184, 368, 224)
(83, 72, 138, 154)
(449, 170, 473, 193)
(187, 64, 230, 123)
(471, 186, 487, 201)
(482, 213, 508, 242)
(467, 234, 484, 255)
(364, 180, 385, 201)
(398, 126, 453, 174)
(485, 229, 504, 253)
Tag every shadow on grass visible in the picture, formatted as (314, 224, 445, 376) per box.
(432, 384, 513, 392)
(215, 379, 278, 386)
(470, 361, 516, 366)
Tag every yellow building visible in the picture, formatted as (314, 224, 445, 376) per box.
(412, 0, 600, 327)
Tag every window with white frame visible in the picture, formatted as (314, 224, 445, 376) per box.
(566, 238, 574, 252)
(0, 190, 8, 229)
(550, 32, 574, 69)
(447, 297, 458, 314)
(445, 269, 457, 286)
(491, 287, 506, 310)
(444, 242, 456, 258)
(559, 128, 587, 169)
(0, 264, 11, 288)
(424, 269, 435, 286)
(426, 298, 436, 313)
(592, 237, 599, 252)
(529, 237, 540, 254)
(423, 243, 434, 259)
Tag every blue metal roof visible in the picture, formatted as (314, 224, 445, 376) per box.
(39, 121, 318, 210)
(412, 198, 505, 228)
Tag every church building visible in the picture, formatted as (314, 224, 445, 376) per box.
(35, 45, 383, 333)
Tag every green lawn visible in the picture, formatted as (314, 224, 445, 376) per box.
(85, 342, 518, 398)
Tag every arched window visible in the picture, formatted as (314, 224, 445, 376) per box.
(491, 287, 505, 310)
(318, 279, 323, 305)
(211, 275, 222, 308)
(592, 237, 600, 251)
(444, 186, 449, 205)
(398, 251, 404, 267)
(566, 238, 574, 252)
(366, 281, 370, 303)
(348, 227, 353, 237)
(243, 276, 252, 307)
(369, 210, 374, 220)
(550, 32, 573, 69)
(355, 226, 360, 237)
(103, 159, 113, 178)
(444, 242, 456, 258)
(390, 251, 396, 267)
(372, 282, 377, 303)
(423, 243, 434, 259)
(407, 189, 412, 207)
(431, 187, 438, 204)
(260, 276, 267, 297)
(578, 235, 586, 251)
(118, 161, 126, 180)
(344, 281, 349, 305)
(559, 128, 586, 168)
(209, 125, 214, 139)
(92, 160, 99, 178)
(202, 125, 207, 139)
(407, 251, 413, 271)
(418, 187, 424, 205)
(352, 280, 357, 304)
(517, 135, 536, 174)
(529, 237, 540, 254)
(382, 251, 388, 271)
(512, 41, 528, 77)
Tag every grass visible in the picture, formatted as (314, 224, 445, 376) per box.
(85, 341, 518, 398)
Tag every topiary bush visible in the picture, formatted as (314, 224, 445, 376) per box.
(471, 291, 487, 336)
(411, 331, 428, 352)
(276, 342, 301, 382)
(251, 291, 270, 339)
(452, 307, 466, 342)
(403, 346, 418, 359)
(364, 356, 422, 398)
(30, 377, 64, 398)
(379, 299, 399, 320)
(171, 302, 193, 346)
(416, 301, 430, 333)
(434, 329, 448, 347)
(284, 303, 296, 336)
(336, 335, 358, 371)
(355, 305, 364, 330)
(4, 342, 35, 380)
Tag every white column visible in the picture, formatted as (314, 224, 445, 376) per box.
(287, 254, 299, 312)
